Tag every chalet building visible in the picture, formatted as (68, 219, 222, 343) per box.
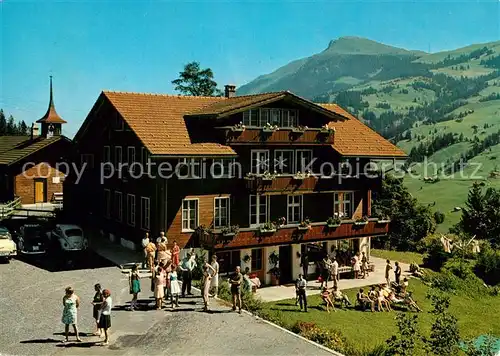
(67, 85, 406, 284)
(0, 77, 71, 205)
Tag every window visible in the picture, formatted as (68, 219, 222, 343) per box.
(251, 150, 269, 174)
(287, 195, 303, 223)
(178, 158, 203, 179)
(249, 195, 269, 227)
(274, 150, 294, 174)
(182, 199, 199, 231)
(212, 159, 235, 178)
(333, 192, 341, 215)
(251, 248, 263, 270)
(127, 194, 136, 226)
(115, 113, 124, 131)
(80, 154, 94, 169)
(115, 146, 123, 169)
(214, 197, 230, 228)
(270, 109, 281, 126)
(343, 192, 354, 218)
(104, 189, 111, 219)
(296, 149, 313, 173)
(114, 191, 122, 222)
(127, 147, 135, 166)
(242, 109, 259, 126)
(282, 109, 298, 127)
(141, 197, 150, 230)
(141, 148, 150, 174)
(259, 108, 269, 126)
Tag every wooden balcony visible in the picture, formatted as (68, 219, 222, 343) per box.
(199, 220, 390, 250)
(244, 175, 318, 193)
(218, 127, 334, 145)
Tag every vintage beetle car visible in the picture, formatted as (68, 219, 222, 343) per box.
(48, 224, 88, 252)
(0, 226, 17, 261)
(17, 224, 49, 255)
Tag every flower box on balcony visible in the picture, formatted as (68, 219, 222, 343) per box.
(222, 232, 236, 237)
(297, 225, 311, 231)
(244, 173, 257, 180)
(259, 222, 277, 234)
(291, 125, 308, 133)
(259, 228, 276, 234)
(293, 172, 311, 180)
(231, 127, 245, 132)
(376, 219, 391, 224)
(221, 225, 239, 237)
(262, 128, 278, 133)
(354, 221, 368, 226)
(327, 224, 341, 228)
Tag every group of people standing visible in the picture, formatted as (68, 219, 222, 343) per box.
(60, 284, 112, 345)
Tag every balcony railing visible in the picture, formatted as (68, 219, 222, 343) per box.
(198, 219, 389, 249)
(217, 126, 334, 145)
(244, 175, 318, 192)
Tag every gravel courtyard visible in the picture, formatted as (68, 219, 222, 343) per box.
(0, 253, 334, 356)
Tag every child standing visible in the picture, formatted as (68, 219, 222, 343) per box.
(169, 264, 181, 308)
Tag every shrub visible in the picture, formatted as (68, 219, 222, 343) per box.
(386, 313, 420, 356)
(434, 211, 445, 224)
(216, 280, 263, 313)
(475, 244, 500, 286)
(291, 321, 358, 355)
(421, 234, 451, 271)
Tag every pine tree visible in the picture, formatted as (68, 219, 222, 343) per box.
(6, 115, 16, 135)
(18, 120, 29, 135)
(0, 109, 6, 135)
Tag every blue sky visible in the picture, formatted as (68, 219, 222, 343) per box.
(1, 0, 499, 137)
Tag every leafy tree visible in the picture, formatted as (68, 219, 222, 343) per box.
(172, 62, 222, 96)
(453, 182, 500, 247)
(434, 211, 445, 224)
(423, 291, 460, 356)
(372, 175, 436, 250)
(386, 313, 420, 356)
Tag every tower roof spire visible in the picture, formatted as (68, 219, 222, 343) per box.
(37, 76, 67, 124)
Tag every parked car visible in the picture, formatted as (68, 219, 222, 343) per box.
(17, 224, 49, 255)
(48, 224, 88, 252)
(0, 226, 17, 261)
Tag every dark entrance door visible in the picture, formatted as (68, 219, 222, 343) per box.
(279, 245, 292, 284)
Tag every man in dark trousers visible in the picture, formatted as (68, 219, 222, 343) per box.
(296, 274, 307, 312)
(230, 266, 243, 313)
(394, 261, 402, 285)
(180, 253, 196, 297)
(300, 252, 309, 280)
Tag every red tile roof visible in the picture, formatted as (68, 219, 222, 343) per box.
(102, 91, 406, 158)
(321, 103, 407, 158)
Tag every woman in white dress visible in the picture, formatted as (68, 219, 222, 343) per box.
(210, 255, 219, 298)
(169, 265, 181, 308)
(353, 253, 361, 279)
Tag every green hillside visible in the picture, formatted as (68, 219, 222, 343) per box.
(239, 36, 500, 234)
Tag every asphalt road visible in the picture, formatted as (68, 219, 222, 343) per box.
(0, 253, 334, 356)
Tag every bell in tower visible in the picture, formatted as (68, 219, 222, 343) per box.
(36, 76, 67, 138)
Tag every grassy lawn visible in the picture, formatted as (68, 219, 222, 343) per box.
(371, 248, 424, 265)
(261, 278, 500, 354)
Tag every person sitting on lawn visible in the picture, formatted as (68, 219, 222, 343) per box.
(356, 288, 374, 312)
(321, 287, 335, 313)
(377, 287, 392, 312)
(331, 286, 352, 308)
(403, 292, 423, 312)
(368, 285, 377, 300)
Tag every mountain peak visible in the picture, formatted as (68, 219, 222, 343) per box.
(325, 36, 419, 55)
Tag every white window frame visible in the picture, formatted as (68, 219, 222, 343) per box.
(334, 192, 341, 215)
(295, 149, 313, 173)
(274, 149, 294, 175)
(182, 198, 199, 232)
(249, 194, 270, 227)
(178, 158, 203, 179)
(141, 197, 150, 230)
(243, 109, 260, 127)
(259, 108, 270, 126)
(343, 191, 354, 218)
(114, 191, 123, 222)
(214, 197, 230, 228)
(104, 189, 111, 219)
(287, 194, 303, 224)
(251, 149, 270, 174)
(127, 194, 136, 226)
(282, 109, 298, 127)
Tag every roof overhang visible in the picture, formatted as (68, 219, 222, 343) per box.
(185, 91, 349, 122)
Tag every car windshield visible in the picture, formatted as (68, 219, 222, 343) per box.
(65, 229, 83, 238)
(0, 227, 10, 239)
(24, 226, 44, 239)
